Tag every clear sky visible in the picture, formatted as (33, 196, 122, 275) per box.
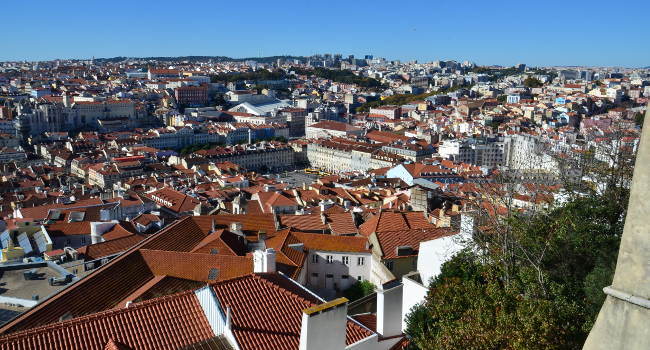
(3, 0, 649, 67)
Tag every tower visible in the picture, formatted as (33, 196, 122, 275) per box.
(583, 102, 650, 349)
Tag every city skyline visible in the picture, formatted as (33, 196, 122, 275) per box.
(3, 0, 649, 67)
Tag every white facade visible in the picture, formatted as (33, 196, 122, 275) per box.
(305, 250, 372, 291)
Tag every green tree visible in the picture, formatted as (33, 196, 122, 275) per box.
(523, 77, 544, 88)
(343, 280, 375, 301)
(404, 193, 624, 349)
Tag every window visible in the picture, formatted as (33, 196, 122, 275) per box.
(342, 256, 349, 265)
(385, 261, 394, 271)
(341, 275, 349, 279)
(326, 255, 333, 264)
(357, 276, 362, 281)
(311, 272, 319, 277)
(357, 257, 365, 266)
(326, 274, 333, 278)
(311, 255, 318, 263)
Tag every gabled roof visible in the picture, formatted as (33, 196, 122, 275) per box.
(0, 288, 214, 350)
(292, 231, 369, 253)
(326, 212, 358, 235)
(77, 234, 147, 260)
(264, 229, 307, 279)
(0, 217, 249, 334)
(375, 227, 455, 259)
(146, 187, 200, 214)
(279, 213, 327, 232)
(308, 120, 361, 132)
(359, 211, 414, 236)
(212, 274, 373, 350)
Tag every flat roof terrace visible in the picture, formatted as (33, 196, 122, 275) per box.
(0, 266, 68, 301)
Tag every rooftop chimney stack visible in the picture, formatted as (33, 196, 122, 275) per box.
(299, 298, 348, 350)
(376, 281, 403, 338)
(230, 222, 243, 236)
(253, 248, 276, 273)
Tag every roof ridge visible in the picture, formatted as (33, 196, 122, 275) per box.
(0, 288, 199, 340)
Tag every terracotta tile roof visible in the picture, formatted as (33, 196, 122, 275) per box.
(280, 214, 327, 232)
(177, 336, 234, 350)
(103, 339, 132, 350)
(133, 276, 203, 303)
(18, 198, 105, 220)
(101, 222, 137, 240)
(292, 231, 370, 253)
(139, 249, 252, 282)
(265, 229, 307, 279)
(212, 274, 373, 350)
(352, 313, 377, 332)
(255, 191, 298, 212)
(326, 212, 358, 235)
(77, 234, 147, 260)
(375, 228, 455, 259)
(44, 221, 92, 237)
(132, 213, 162, 227)
(359, 210, 434, 236)
(146, 187, 200, 214)
(0, 217, 233, 334)
(0, 289, 214, 350)
(193, 214, 277, 237)
(190, 229, 247, 256)
(308, 120, 361, 132)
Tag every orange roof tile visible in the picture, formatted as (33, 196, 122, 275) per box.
(0, 289, 214, 350)
(212, 274, 373, 350)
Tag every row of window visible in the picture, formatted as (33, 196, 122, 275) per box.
(311, 254, 365, 266)
(311, 272, 362, 281)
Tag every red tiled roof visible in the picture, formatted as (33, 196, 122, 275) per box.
(359, 210, 434, 236)
(19, 198, 104, 220)
(139, 249, 252, 282)
(0, 217, 242, 334)
(146, 187, 200, 214)
(308, 120, 361, 132)
(280, 214, 327, 232)
(0, 289, 214, 350)
(326, 212, 358, 235)
(264, 229, 307, 279)
(292, 231, 370, 253)
(375, 228, 455, 259)
(212, 274, 373, 350)
(77, 234, 147, 260)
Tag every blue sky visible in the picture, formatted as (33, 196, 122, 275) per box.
(3, 0, 649, 67)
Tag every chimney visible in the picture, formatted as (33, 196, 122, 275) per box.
(257, 230, 267, 242)
(229, 222, 243, 236)
(253, 248, 276, 273)
(320, 212, 327, 225)
(210, 219, 216, 234)
(299, 298, 348, 350)
(376, 281, 403, 337)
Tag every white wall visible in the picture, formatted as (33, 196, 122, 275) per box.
(300, 301, 347, 350)
(377, 284, 403, 337)
(401, 274, 428, 332)
(306, 251, 371, 290)
(386, 164, 414, 185)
